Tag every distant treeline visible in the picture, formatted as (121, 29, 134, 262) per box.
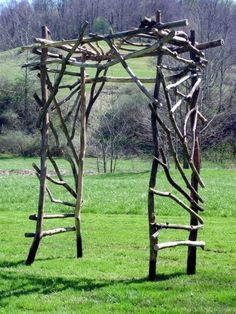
(0, 0, 235, 49)
(0, 0, 235, 160)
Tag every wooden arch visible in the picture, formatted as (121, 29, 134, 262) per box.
(23, 11, 223, 280)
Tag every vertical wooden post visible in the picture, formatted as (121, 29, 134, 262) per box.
(148, 10, 162, 281)
(187, 30, 201, 274)
(75, 54, 86, 258)
(26, 26, 49, 265)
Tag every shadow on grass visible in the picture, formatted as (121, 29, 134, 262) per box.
(0, 155, 16, 160)
(0, 257, 67, 268)
(0, 260, 184, 306)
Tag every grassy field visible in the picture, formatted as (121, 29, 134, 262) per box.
(0, 47, 155, 82)
(0, 157, 236, 313)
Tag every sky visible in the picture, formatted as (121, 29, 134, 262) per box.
(0, 0, 10, 5)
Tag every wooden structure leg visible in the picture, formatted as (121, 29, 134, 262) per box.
(187, 30, 201, 274)
(148, 54, 162, 280)
(148, 10, 162, 281)
(26, 26, 49, 265)
(75, 59, 86, 258)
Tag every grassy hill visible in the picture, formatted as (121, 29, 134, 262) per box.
(0, 48, 27, 81)
(0, 46, 156, 86)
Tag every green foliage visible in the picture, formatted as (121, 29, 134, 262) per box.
(0, 131, 39, 156)
(203, 143, 236, 166)
(92, 16, 111, 34)
(0, 78, 37, 134)
(0, 76, 39, 156)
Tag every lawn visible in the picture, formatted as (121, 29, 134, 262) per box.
(0, 157, 236, 313)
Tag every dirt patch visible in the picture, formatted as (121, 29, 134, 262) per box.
(0, 169, 96, 176)
(0, 169, 36, 176)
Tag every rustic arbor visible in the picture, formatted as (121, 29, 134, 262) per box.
(23, 11, 223, 280)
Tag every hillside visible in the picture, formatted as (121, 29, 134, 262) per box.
(0, 46, 156, 86)
(0, 48, 27, 81)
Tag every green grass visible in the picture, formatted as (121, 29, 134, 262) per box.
(0, 48, 26, 81)
(1, 156, 235, 217)
(0, 46, 155, 90)
(0, 158, 236, 313)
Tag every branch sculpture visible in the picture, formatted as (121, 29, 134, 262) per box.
(22, 11, 223, 280)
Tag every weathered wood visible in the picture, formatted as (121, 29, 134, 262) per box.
(64, 153, 78, 192)
(196, 39, 224, 50)
(148, 12, 163, 279)
(70, 93, 81, 140)
(187, 30, 202, 275)
(155, 240, 205, 251)
(23, 58, 99, 69)
(46, 186, 76, 207)
(198, 111, 208, 123)
(21, 19, 188, 51)
(158, 67, 205, 188)
(23, 14, 217, 274)
(46, 76, 80, 167)
(175, 39, 224, 54)
(25, 233, 37, 238)
(102, 31, 175, 69)
(84, 76, 157, 84)
(26, 227, 76, 237)
(57, 85, 81, 107)
(170, 97, 186, 113)
(47, 69, 81, 77)
(42, 227, 75, 236)
(154, 149, 204, 212)
(26, 26, 49, 266)
(33, 162, 77, 198)
(186, 77, 202, 100)
(166, 74, 194, 90)
(37, 21, 88, 127)
(161, 46, 196, 66)
(154, 223, 204, 231)
(86, 68, 108, 123)
(149, 103, 203, 203)
(29, 213, 74, 220)
(150, 189, 204, 224)
(75, 54, 86, 258)
(106, 38, 162, 109)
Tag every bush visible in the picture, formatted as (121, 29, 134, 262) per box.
(0, 131, 39, 156)
(92, 16, 111, 34)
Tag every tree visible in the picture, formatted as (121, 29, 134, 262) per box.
(88, 86, 154, 172)
(92, 16, 110, 34)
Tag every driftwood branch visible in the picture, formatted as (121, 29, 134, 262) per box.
(37, 21, 88, 127)
(29, 213, 75, 220)
(154, 223, 203, 231)
(154, 149, 204, 211)
(33, 163, 77, 198)
(155, 240, 205, 250)
(42, 227, 75, 237)
(106, 38, 162, 108)
(86, 67, 108, 122)
(46, 75, 80, 166)
(22, 19, 188, 51)
(46, 185, 76, 207)
(159, 67, 205, 188)
(148, 103, 203, 202)
(150, 188, 204, 224)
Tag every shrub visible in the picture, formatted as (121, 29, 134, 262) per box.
(0, 131, 39, 156)
(92, 16, 111, 34)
